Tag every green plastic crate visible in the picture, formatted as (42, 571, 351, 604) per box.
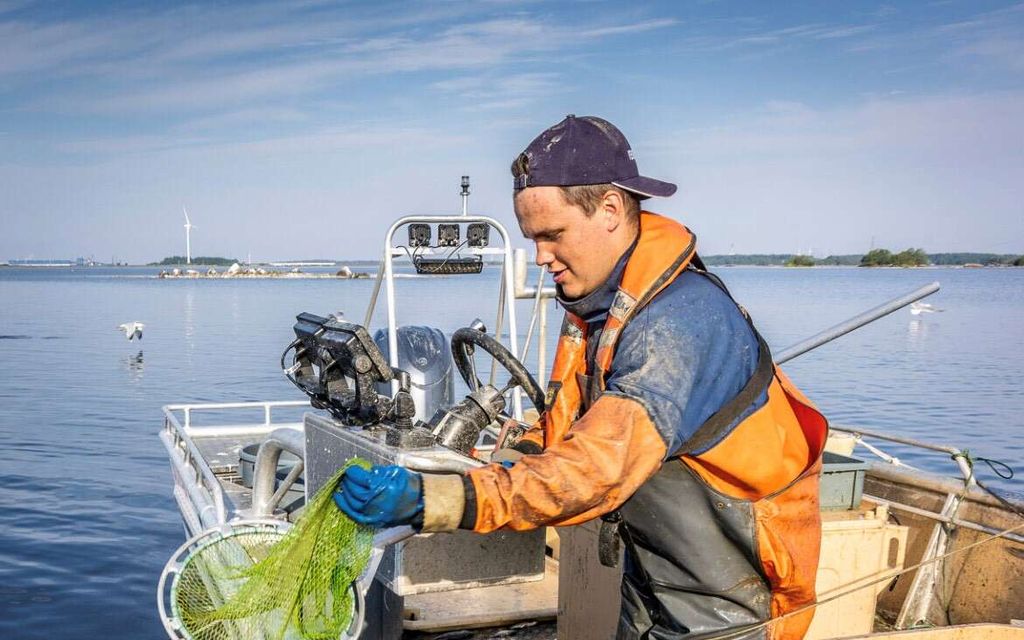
(820, 451, 868, 510)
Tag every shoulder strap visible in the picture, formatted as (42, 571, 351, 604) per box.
(674, 268, 775, 456)
(676, 333, 773, 456)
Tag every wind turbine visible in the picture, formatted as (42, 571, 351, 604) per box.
(183, 206, 194, 265)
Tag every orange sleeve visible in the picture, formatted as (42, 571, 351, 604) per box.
(466, 394, 667, 532)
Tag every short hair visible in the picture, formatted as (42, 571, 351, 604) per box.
(558, 184, 640, 222)
(511, 153, 640, 221)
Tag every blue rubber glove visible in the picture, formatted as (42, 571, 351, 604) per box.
(333, 465, 425, 529)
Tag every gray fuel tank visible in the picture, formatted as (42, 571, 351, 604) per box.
(374, 326, 453, 423)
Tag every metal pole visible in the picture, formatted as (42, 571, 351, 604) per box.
(775, 281, 940, 364)
(383, 221, 402, 395)
(363, 258, 386, 328)
(498, 229, 524, 418)
(538, 298, 548, 388)
(520, 267, 546, 370)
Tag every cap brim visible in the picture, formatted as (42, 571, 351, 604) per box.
(612, 176, 677, 199)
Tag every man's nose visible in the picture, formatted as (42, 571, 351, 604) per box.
(534, 245, 554, 267)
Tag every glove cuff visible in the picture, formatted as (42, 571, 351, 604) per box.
(512, 440, 543, 455)
(490, 447, 525, 465)
(420, 473, 465, 532)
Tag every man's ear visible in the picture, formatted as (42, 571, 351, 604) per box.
(602, 189, 626, 232)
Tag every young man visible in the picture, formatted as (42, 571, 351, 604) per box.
(336, 115, 828, 640)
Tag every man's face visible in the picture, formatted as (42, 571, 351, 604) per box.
(514, 186, 622, 299)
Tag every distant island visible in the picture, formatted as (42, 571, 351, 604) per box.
(786, 255, 816, 267)
(149, 257, 370, 279)
(146, 256, 386, 267)
(703, 250, 1024, 268)
(151, 256, 240, 266)
(859, 248, 929, 267)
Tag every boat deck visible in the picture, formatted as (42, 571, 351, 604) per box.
(161, 402, 1024, 640)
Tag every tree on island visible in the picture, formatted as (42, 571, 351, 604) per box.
(152, 256, 240, 266)
(786, 255, 816, 267)
(859, 248, 928, 267)
(1015, 256, 1024, 267)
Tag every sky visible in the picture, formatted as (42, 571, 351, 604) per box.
(1, 0, 1022, 262)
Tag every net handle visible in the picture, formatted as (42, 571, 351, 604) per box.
(157, 519, 292, 640)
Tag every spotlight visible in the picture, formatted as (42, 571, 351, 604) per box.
(408, 224, 431, 247)
(467, 223, 489, 247)
(437, 224, 460, 247)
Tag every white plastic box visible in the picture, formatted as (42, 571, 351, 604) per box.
(807, 502, 908, 639)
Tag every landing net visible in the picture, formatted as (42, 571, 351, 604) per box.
(163, 460, 373, 640)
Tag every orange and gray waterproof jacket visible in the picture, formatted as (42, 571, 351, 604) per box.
(456, 213, 828, 640)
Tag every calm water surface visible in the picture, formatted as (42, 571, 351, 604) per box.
(0, 265, 1021, 638)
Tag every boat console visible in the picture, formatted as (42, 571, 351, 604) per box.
(159, 181, 561, 638)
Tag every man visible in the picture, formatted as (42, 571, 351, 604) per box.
(336, 115, 828, 639)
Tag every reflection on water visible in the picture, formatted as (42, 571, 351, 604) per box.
(122, 350, 144, 382)
(907, 317, 929, 343)
(184, 287, 195, 368)
(0, 265, 1022, 639)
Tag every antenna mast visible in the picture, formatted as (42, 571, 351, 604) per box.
(460, 175, 470, 216)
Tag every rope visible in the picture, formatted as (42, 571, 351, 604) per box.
(699, 514, 1024, 640)
(954, 449, 1015, 481)
(952, 449, 1024, 519)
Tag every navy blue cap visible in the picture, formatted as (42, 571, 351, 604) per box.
(512, 115, 676, 199)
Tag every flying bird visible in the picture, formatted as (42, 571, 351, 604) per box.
(117, 322, 145, 341)
(910, 302, 944, 315)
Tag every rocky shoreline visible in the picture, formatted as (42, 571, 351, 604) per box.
(157, 263, 370, 279)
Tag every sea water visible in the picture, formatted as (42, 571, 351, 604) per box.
(0, 265, 1021, 638)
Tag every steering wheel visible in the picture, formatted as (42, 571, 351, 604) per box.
(450, 327, 546, 413)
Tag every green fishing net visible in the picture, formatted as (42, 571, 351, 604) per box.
(171, 460, 373, 640)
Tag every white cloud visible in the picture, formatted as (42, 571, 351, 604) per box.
(6, 9, 671, 118)
(844, 2, 1024, 73)
(579, 18, 678, 38)
(175, 107, 310, 132)
(54, 121, 461, 157)
(431, 72, 562, 111)
(648, 92, 1024, 254)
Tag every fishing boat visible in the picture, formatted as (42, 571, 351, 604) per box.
(157, 181, 1024, 640)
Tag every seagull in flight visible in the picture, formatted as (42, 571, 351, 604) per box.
(910, 302, 944, 315)
(117, 322, 145, 341)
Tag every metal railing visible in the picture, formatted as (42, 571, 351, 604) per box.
(512, 248, 557, 389)
(161, 400, 309, 531)
(829, 424, 1024, 628)
(363, 214, 526, 419)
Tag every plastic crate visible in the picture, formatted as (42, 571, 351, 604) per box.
(821, 451, 869, 510)
(806, 502, 908, 640)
